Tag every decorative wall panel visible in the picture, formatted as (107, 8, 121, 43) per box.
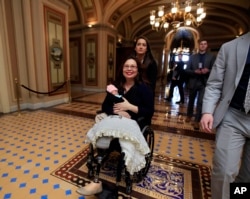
(69, 38, 81, 83)
(44, 6, 67, 94)
(107, 35, 115, 83)
(85, 34, 97, 86)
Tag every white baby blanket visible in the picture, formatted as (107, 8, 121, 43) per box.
(86, 115, 150, 175)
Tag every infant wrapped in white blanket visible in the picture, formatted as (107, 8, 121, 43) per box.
(85, 115, 150, 175)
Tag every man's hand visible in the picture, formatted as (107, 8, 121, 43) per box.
(194, 68, 209, 75)
(200, 113, 214, 133)
(194, 69, 202, 74)
(201, 68, 209, 74)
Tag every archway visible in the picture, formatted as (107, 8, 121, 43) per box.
(162, 27, 200, 84)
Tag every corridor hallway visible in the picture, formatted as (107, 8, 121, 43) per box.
(0, 84, 214, 199)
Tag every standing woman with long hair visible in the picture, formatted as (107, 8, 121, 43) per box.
(132, 36, 158, 93)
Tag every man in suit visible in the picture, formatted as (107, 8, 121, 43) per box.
(185, 39, 216, 130)
(200, 31, 250, 199)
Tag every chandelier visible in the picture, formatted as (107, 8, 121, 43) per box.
(149, 0, 206, 31)
(172, 40, 190, 54)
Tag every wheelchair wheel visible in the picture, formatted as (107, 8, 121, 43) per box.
(143, 126, 154, 157)
(126, 182, 132, 194)
(134, 126, 154, 182)
(86, 143, 95, 178)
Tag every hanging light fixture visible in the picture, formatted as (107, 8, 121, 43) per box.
(172, 40, 190, 54)
(149, 0, 206, 31)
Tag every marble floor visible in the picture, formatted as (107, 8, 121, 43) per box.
(0, 84, 214, 199)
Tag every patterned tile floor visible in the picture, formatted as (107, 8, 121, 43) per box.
(0, 85, 215, 199)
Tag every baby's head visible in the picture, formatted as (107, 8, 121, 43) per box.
(107, 84, 118, 95)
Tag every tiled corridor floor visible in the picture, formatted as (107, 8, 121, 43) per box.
(0, 85, 214, 199)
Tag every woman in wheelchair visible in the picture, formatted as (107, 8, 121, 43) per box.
(76, 56, 154, 196)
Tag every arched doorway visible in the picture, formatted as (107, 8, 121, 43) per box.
(163, 27, 200, 84)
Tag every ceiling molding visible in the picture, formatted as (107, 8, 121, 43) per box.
(69, 0, 250, 49)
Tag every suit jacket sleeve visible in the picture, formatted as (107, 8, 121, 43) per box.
(202, 47, 226, 114)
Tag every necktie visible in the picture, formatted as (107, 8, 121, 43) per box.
(244, 78, 250, 113)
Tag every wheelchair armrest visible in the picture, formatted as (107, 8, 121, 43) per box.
(137, 117, 151, 131)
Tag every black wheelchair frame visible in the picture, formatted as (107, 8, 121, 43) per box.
(86, 121, 154, 195)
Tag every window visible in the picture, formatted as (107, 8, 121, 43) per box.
(174, 54, 189, 62)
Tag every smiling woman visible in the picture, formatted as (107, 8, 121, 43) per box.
(76, 56, 155, 196)
(103, 56, 154, 124)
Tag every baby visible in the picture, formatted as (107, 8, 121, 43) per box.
(106, 84, 123, 103)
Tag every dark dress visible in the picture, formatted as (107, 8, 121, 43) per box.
(106, 92, 124, 104)
(102, 82, 154, 126)
(143, 59, 158, 92)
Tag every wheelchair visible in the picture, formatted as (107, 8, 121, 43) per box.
(85, 114, 154, 195)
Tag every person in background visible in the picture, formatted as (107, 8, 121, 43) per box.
(200, 31, 250, 199)
(132, 36, 158, 94)
(185, 39, 216, 130)
(165, 53, 185, 104)
(76, 56, 154, 196)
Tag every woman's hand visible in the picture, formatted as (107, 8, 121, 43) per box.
(113, 98, 131, 111)
(113, 110, 131, 118)
(113, 98, 138, 114)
